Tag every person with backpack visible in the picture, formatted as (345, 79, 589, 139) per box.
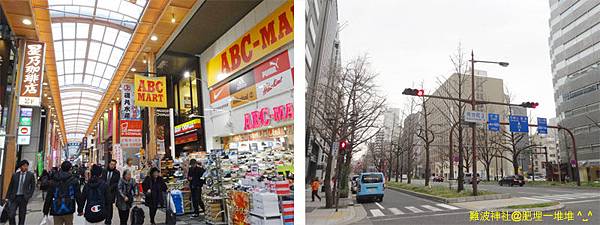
(142, 167, 167, 225)
(78, 165, 108, 225)
(101, 159, 120, 225)
(116, 169, 136, 225)
(187, 159, 205, 217)
(43, 161, 82, 225)
(5, 160, 36, 225)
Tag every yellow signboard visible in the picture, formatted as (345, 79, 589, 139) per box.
(206, 0, 294, 87)
(134, 75, 167, 108)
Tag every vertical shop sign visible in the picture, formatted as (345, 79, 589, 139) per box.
(113, 144, 123, 168)
(18, 108, 33, 145)
(19, 41, 45, 107)
(121, 82, 140, 119)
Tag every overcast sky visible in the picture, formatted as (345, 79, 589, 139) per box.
(338, 0, 555, 124)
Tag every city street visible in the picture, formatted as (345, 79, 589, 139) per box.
(350, 181, 600, 225)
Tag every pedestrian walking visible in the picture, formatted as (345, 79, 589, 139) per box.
(116, 170, 137, 225)
(142, 167, 167, 225)
(101, 159, 120, 225)
(311, 178, 322, 202)
(43, 161, 82, 225)
(187, 159, 205, 218)
(78, 165, 109, 225)
(5, 160, 35, 225)
(39, 169, 50, 199)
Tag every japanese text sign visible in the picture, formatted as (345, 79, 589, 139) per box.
(19, 41, 45, 107)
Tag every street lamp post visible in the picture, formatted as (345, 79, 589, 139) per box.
(469, 51, 509, 196)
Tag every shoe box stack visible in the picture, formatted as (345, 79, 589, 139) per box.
(250, 192, 282, 225)
(280, 200, 294, 225)
(205, 196, 226, 224)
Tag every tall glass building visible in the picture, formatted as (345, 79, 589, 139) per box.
(548, 0, 600, 181)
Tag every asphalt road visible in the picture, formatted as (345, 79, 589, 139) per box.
(351, 180, 600, 225)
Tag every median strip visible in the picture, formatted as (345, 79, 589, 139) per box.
(386, 182, 510, 203)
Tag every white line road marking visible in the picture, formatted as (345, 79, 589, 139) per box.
(372, 211, 467, 222)
(436, 203, 460, 210)
(522, 197, 552, 202)
(405, 206, 424, 213)
(375, 202, 385, 210)
(389, 208, 404, 215)
(562, 199, 600, 204)
(421, 205, 443, 212)
(370, 209, 385, 217)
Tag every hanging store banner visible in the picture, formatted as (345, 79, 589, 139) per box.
(244, 103, 293, 130)
(255, 52, 293, 100)
(120, 120, 142, 149)
(19, 40, 45, 107)
(174, 119, 202, 136)
(134, 75, 167, 108)
(209, 83, 230, 108)
(206, 0, 294, 87)
(121, 82, 140, 119)
(113, 144, 123, 168)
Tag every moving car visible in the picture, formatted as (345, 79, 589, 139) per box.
(464, 173, 480, 184)
(351, 175, 359, 194)
(356, 172, 385, 203)
(499, 175, 525, 186)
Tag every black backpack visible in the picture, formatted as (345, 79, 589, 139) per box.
(84, 183, 106, 223)
(130, 206, 144, 225)
(51, 180, 76, 216)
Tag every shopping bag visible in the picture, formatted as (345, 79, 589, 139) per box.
(0, 203, 8, 223)
(39, 215, 53, 225)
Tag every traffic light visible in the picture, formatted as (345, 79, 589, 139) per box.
(520, 102, 539, 108)
(339, 139, 349, 152)
(402, 88, 425, 96)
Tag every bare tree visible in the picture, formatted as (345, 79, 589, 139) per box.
(429, 44, 471, 191)
(477, 127, 502, 181)
(416, 83, 436, 187)
(309, 55, 385, 208)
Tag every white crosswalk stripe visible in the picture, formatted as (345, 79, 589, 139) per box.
(436, 203, 460, 210)
(389, 208, 405, 215)
(370, 209, 385, 217)
(405, 206, 424, 213)
(367, 204, 463, 217)
(421, 205, 443, 212)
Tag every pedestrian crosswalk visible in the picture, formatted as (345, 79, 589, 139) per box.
(530, 192, 600, 201)
(367, 203, 461, 217)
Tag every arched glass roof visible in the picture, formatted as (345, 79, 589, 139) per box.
(48, 0, 148, 140)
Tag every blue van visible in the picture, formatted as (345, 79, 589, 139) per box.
(356, 172, 385, 203)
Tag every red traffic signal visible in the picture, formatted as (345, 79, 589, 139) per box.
(339, 140, 349, 151)
(402, 88, 425, 96)
(520, 102, 539, 109)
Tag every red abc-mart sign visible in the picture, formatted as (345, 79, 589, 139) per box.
(243, 103, 293, 130)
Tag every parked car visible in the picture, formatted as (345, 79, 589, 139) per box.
(356, 172, 385, 203)
(527, 175, 546, 181)
(433, 176, 444, 182)
(351, 175, 359, 194)
(499, 175, 525, 186)
(464, 173, 480, 184)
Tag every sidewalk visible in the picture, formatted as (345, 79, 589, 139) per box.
(305, 188, 367, 225)
(11, 191, 206, 225)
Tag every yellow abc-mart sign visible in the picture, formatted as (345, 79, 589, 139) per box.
(134, 75, 167, 108)
(206, 0, 294, 87)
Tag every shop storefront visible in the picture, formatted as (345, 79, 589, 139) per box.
(199, 1, 294, 224)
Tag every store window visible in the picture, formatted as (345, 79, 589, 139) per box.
(175, 71, 200, 118)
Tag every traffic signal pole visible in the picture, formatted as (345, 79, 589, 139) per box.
(471, 51, 478, 195)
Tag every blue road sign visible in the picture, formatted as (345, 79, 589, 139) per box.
(509, 115, 529, 133)
(537, 117, 548, 134)
(488, 113, 500, 132)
